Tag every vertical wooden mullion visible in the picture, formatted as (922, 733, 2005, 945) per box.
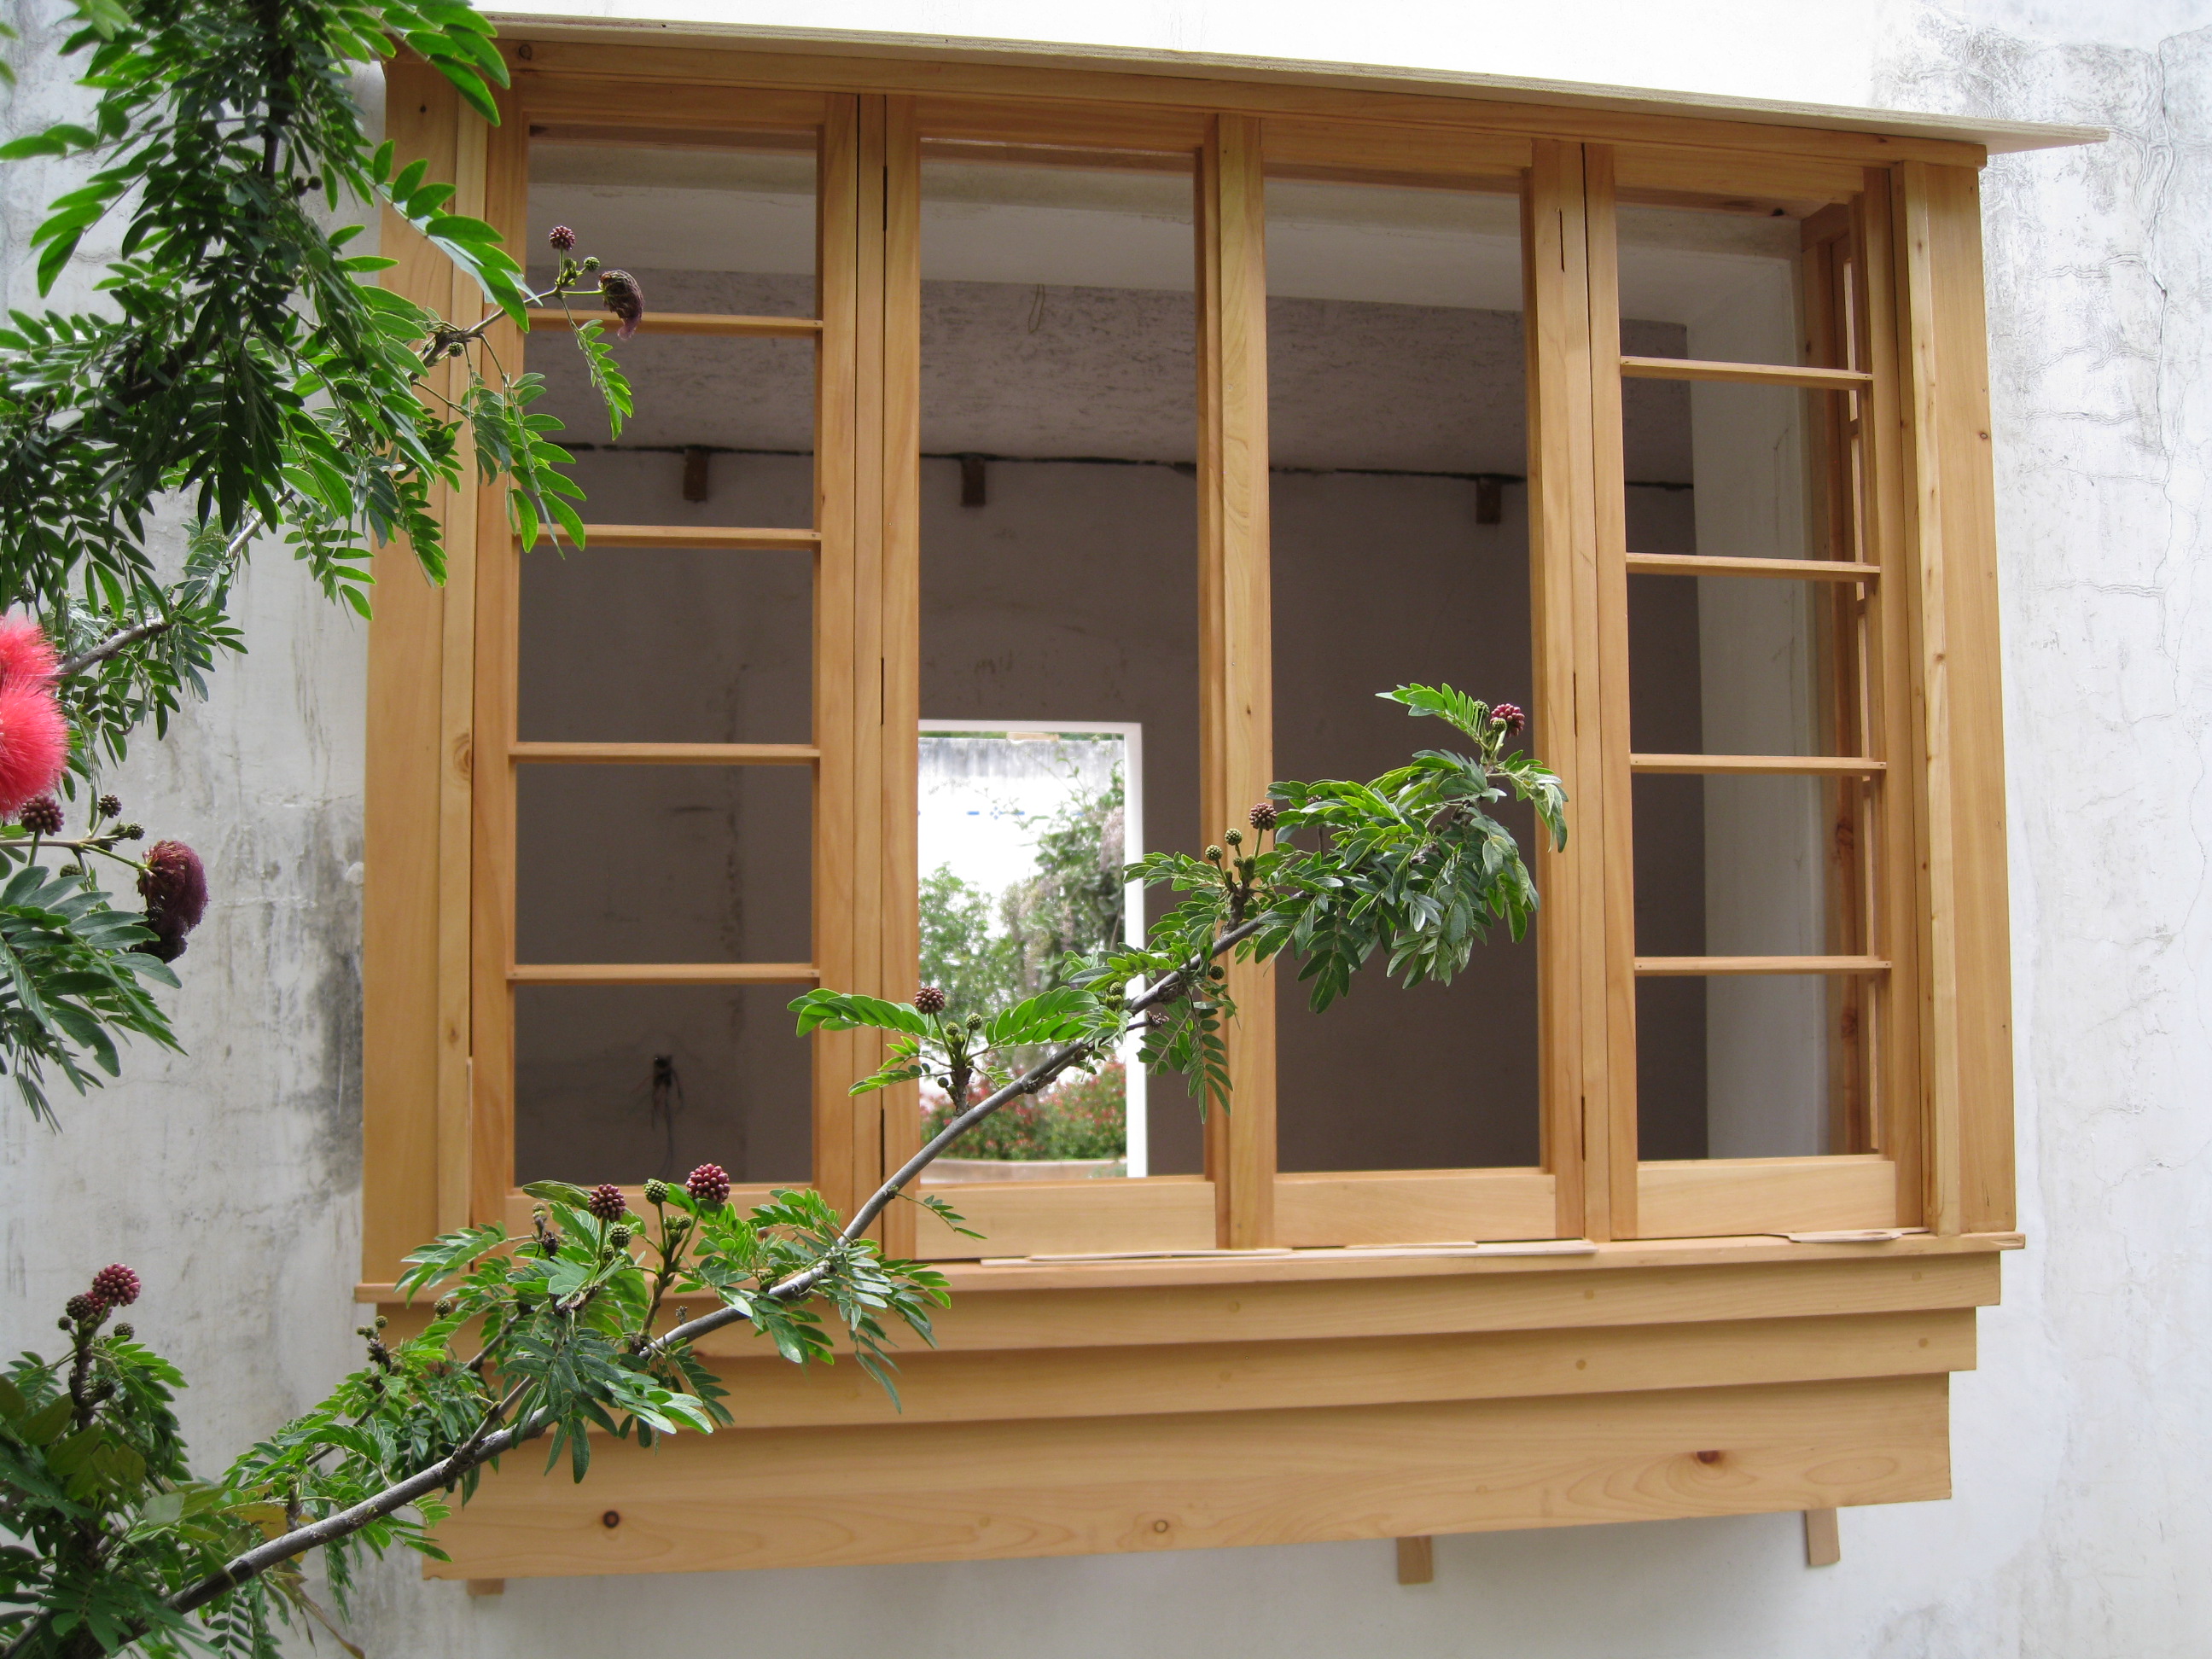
(1196, 115, 1275, 1249)
(465, 92, 527, 1229)
(813, 96, 864, 1224)
(364, 61, 461, 1277)
(875, 97, 923, 1259)
(1856, 166, 1924, 1220)
(1578, 145, 1638, 1239)
(1891, 159, 2012, 1237)
(1524, 141, 1610, 1241)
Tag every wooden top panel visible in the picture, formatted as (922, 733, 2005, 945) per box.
(488, 20, 2104, 160)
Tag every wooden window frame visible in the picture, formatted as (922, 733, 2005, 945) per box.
(358, 30, 2046, 1577)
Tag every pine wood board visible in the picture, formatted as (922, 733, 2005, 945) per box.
(673, 1308, 1974, 1429)
(1275, 1169, 1557, 1247)
(425, 1374, 1952, 1578)
(1638, 1156, 1899, 1238)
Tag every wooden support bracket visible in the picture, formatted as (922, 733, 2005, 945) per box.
(1803, 1508, 1841, 1567)
(465, 1579, 506, 1598)
(1395, 1535, 1435, 1585)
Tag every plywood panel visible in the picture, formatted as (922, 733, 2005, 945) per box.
(1638, 1155, 1900, 1238)
(428, 1374, 1951, 1577)
(1276, 1170, 1557, 1246)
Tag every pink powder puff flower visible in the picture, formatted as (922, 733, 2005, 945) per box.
(0, 682, 69, 817)
(0, 615, 60, 690)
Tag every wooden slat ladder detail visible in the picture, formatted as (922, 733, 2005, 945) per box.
(526, 307, 822, 339)
(1619, 354, 1872, 389)
(1804, 1508, 1842, 1566)
(1627, 553, 1882, 582)
(1396, 1536, 1435, 1584)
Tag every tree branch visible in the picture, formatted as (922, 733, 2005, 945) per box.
(159, 917, 1269, 1625)
(55, 618, 173, 679)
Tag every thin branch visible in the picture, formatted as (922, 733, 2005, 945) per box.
(160, 917, 1269, 1622)
(55, 619, 173, 679)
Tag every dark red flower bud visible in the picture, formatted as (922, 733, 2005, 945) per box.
(587, 1183, 626, 1224)
(685, 1162, 731, 1208)
(97, 795, 121, 819)
(1249, 800, 1278, 831)
(18, 795, 62, 835)
(914, 986, 946, 1015)
(65, 1293, 102, 1324)
(90, 1264, 139, 1307)
(548, 224, 577, 253)
(1493, 702, 1526, 736)
(137, 841, 207, 963)
(597, 269, 645, 340)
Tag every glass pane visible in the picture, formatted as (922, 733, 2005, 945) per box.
(1633, 772, 1859, 959)
(1637, 975, 1871, 1161)
(515, 765, 811, 964)
(520, 545, 810, 745)
(527, 132, 818, 533)
(528, 335, 817, 532)
(528, 134, 817, 314)
(1629, 573, 1868, 758)
(1617, 203, 1807, 370)
(515, 985, 809, 1186)
(918, 154, 1201, 1177)
(1265, 173, 1538, 1174)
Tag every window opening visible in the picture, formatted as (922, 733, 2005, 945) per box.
(917, 721, 1148, 1177)
(917, 151, 1202, 1179)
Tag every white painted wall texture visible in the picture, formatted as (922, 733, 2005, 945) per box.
(3, 0, 2209, 1653)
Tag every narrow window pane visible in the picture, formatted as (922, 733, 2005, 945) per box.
(917, 154, 1201, 1177)
(515, 986, 809, 1186)
(515, 765, 811, 965)
(1617, 203, 1807, 370)
(1265, 174, 1537, 1173)
(520, 544, 811, 746)
(1637, 975, 1872, 1161)
(527, 134, 818, 531)
(1629, 572, 1869, 758)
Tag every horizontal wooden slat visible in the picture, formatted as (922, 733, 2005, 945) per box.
(1275, 1168, 1556, 1247)
(1620, 355, 1871, 389)
(915, 95, 1208, 154)
(509, 742, 818, 765)
(1612, 143, 1865, 209)
(528, 306, 821, 338)
(1263, 117, 1528, 188)
(1635, 955, 1890, 975)
(1639, 1155, 1899, 1238)
(527, 525, 821, 550)
(1631, 754, 1885, 775)
(917, 1176, 1215, 1260)
(684, 1308, 1973, 1428)
(427, 1375, 1951, 1577)
(508, 962, 818, 987)
(1627, 553, 1881, 582)
(367, 1243, 2010, 1352)
(517, 74, 830, 132)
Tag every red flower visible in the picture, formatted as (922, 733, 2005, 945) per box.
(0, 616, 67, 817)
(684, 1162, 731, 1208)
(138, 841, 208, 963)
(90, 1263, 140, 1307)
(0, 615, 60, 687)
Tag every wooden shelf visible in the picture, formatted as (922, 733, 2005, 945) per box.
(1634, 956, 1890, 976)
(508, 962, 819, 987)
(509, 742, 818, 766)
(1631, 754, 1885, 775)
(527, 307, 822, 339)
(1627, 553, 1881, 582)
(1620, 354, 1872, 390)
(517, 524, 821, 551)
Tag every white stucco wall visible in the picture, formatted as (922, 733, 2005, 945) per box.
(4, 0, 2209, 1654)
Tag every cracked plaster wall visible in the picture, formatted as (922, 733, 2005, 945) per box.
(5, 0, 2210, 1655)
